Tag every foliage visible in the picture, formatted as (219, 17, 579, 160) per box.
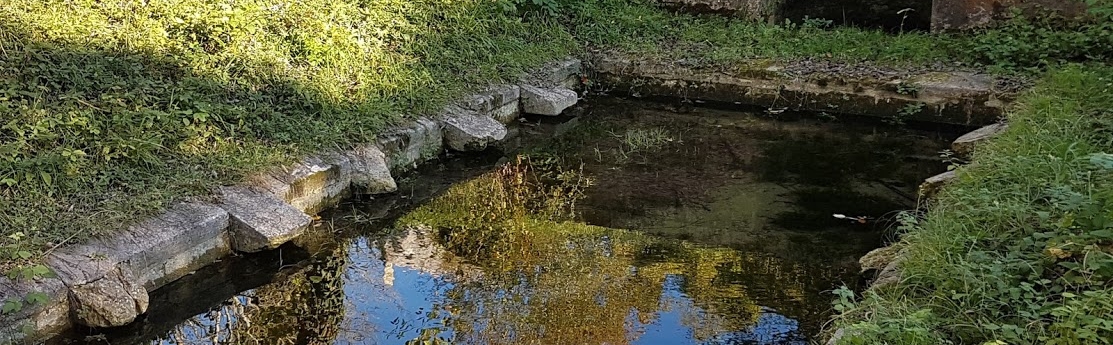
(970, 0, 1113, 71)
(399, 155, 591, 260)
(830, 65, 1113, 344)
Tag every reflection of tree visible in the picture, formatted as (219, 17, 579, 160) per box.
(398, 157, 821, 344)
(224, 238, 349, 344)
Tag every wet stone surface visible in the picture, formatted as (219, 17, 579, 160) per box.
(49, 98, 952, 345)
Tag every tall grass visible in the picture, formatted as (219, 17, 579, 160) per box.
(831, 65, 1113, 344)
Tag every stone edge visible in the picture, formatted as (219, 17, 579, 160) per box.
(1, 58, 585, 344)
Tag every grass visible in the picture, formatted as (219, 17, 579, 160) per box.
(0, 0, 577, 264)
(0, 0, 978, 268)
(830, 65, 1113, 344)
(2, 0, 1113, 338)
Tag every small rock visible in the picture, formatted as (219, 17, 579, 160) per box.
(919, 170, 957, 199)
(442, 109, 507, 152)
(69, 267, 148, 328)
(826, 328, 847, 345)
(871, 260, 903, 288)
(219, 186, 313, 252)
(345, 144, 397, 195)
(520, 85, 578, 116)
(952, 122, 1007, 158)
(859, 245, 901, 273)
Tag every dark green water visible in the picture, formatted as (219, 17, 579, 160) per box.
(51, 98, 952, 345)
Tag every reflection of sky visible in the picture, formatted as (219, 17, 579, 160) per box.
(141, 236, 807, 345)
(631, 275, 806, 345)
(332, 242, 806, 345)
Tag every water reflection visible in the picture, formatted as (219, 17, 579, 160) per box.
(52, 99, 949, 345)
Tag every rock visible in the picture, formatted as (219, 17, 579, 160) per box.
(69, 267, 148, 328)
(520, 85, 578, 116)
(460, 84, 520, 114)
(522, 59, 583, 89)
(932, 0, 1088, 32)
(218, 186, 313, 252)
(442, 108, 508, 152)
(376, 117, 444, 173)
(871, 259, 903, 289)
(49, 203, 231, 291)
(919, 170, 957, 199)
(252, 155, 352, 215)
(0, 276, 70, 343)
(826, 328, 847, 345)
(859, 245, 901, 273)
(344, 144, 398, 194)
(952, 122, 1008, 158)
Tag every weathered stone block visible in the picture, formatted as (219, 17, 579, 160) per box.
(522, 58, 583, 89)
(919, 170, 958, 199)
(376, 117, 444, 173)
(442, 108, 508, 152)
(47, 203, 231, 294)
(520, 85, 578, 116)
(0, 276, 69, 343)
(253, 155, 352, 215)
(460, 84, 520, 114)
(344, 144, 398, 195)
(859, 245, 901, 273)
(932, 0, 1088, 32)
(219, 186, 313, 253)
(490, 100, 522, 124)
(953, 122, 1008, 158)
(69, 267, 148, 328)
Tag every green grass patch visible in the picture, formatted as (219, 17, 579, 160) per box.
(0, 0, 576, 261)
(830, 65, 1113, 344)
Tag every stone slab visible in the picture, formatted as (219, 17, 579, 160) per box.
(919, 170, 958, 199)
(520, 85, 579, 116)
(953, 122, 1008, 158)
(460, 84, 520, 114)
(521, 58, 583, 89)
(47, 203, 231, 291)
(376, 117, 444, 173)
(344, 144, 398, 195)
(219, 186, 313, 253)
(252, 155, 352, 215)
(68, 267, 148, 328)
(442, 108, 508, 152)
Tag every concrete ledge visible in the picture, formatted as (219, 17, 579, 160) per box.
(219, 186, 313, 253)
(253, 155, 352, 215)
(953, 122, 1008, 158)
(591, 55, 1008, 126)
